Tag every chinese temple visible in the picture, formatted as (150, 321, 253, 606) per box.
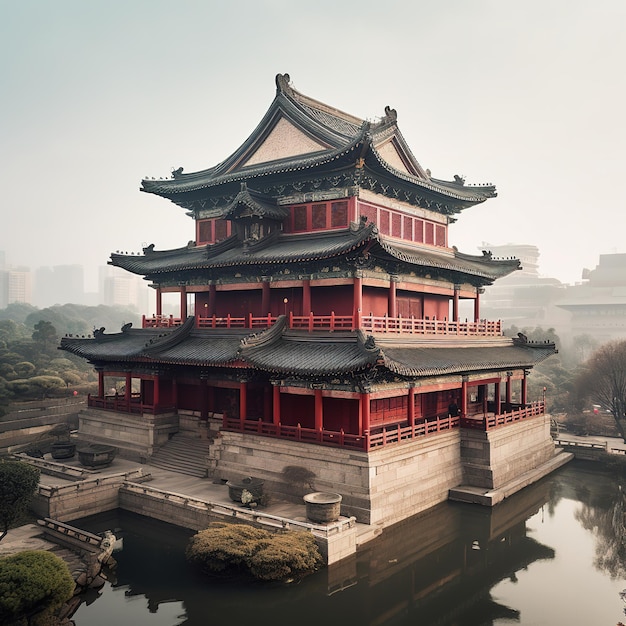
(60, 74, 570, 527)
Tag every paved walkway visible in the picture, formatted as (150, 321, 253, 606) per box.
(2, 454, 370, 558)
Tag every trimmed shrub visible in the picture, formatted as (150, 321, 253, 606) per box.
(186, 522, 323, 581)
(248, 531, 323, 581)
(0, 550, 75, 624)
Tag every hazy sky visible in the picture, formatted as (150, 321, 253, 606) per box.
(2, 0, 624, 289)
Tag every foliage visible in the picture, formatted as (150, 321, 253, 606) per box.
(575, 340, 626, 440)
(0, 303, 139, 410)
(0, 460, 40, 542)
(248, 531, 324, 581)
(186, 522, 323, 581)
(0, 550, 74, 624)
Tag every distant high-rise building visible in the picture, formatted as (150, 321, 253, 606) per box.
(0, 266, 32, 308)
(99, 266, 149, 311)
(556, 253, 626, 344)
(476, 242, 567, 329)
(34, 265, 85, 307)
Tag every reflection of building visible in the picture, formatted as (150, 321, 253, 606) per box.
(556, 253, 626, 344)
(61, 74, 567, 532)
(478, 242, 567, 329)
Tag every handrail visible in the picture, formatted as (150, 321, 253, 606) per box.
(460, 401, 545, 431)
(143, 312, 502, 337)
(122, 482, 356, 539)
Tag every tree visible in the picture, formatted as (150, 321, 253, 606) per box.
(31, 320, 58, 353)
(576, 340, 626, 441)
(0, 460, 40, 542)
(0, 550, 74, 624)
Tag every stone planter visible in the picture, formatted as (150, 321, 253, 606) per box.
(77, 444, 117, 468)
(226, 476, 264, 504)
(303, 492, 342, 523)
(50, 442, 76, 460)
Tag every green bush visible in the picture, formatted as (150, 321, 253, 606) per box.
(186, 522, 323, 581)
(0, 550, 75, 624)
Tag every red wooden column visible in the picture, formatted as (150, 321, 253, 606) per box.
(388, 275, 398, 318)
(180, 285, 188, 320)
(302, 279, 311, 315)
(208, 385, 215, 414)
(474, 288, 482, 323)
(314, 388, 323, 433)
(272, 383, 281, 426)
(494, 381, 501, 415)
(125, 372, 132, 411)
(353, 273, 363, 329)
(408, 386, 415, 424)
(172, 378, 178, 410)
(506, 373, 513, 410)
(98, 371, 105, 398)
(200, 377, 209, 421)
(239, 381, 247, 425)
(208, 284, 216, 316)
(521, 372, 528, 405)
(453, 284, 460, 322)
(153, 375, 160, 411)
(461, 378, 468, 417)
(261, 280, 270, 315)
(360, 392, 371, 435)
(156, 287, 163, 317)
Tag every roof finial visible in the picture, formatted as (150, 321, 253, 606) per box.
(276, 73, 291, 94)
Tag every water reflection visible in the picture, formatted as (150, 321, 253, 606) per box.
(72, 462, 626, 626)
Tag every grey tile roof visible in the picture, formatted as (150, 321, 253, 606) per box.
(59, 318, 556, 378)
(110, 222, 519, 282)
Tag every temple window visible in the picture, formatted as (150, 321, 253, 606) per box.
(197, 218, 232, 244)
(287, 200, 349, 233)
(358, 201, 446, 247)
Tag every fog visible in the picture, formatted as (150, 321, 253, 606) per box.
(2, 1, 624, 289)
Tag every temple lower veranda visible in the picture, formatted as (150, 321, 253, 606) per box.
(60, 74, 571, 530)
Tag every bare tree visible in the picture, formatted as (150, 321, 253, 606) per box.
(577, 340, 626, 441)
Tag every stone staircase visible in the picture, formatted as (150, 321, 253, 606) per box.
(147, 433, 211, 478)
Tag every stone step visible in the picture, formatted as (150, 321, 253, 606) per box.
(148, 434, 211, 478)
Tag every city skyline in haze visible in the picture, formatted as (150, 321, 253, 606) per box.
(2, 1, 625, 288)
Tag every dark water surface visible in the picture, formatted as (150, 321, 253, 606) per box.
(71, 461, 626, 625)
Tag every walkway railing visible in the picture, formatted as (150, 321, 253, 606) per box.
(142, 312, 502, 337)
(222, 414, 460, 451)
(460, 401, 545, 431)
(122, 482, 356, 539)
(87, 394, 175, 416)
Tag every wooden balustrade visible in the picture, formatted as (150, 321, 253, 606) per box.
(142, 312, 502, 337)
(460, 401, 545, 431)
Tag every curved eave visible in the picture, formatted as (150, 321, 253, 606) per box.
(242, 333, 379, 376)
(381, 343, 556, 378)
(109, 223, 377, 278)
(367, 146, 496, 206)
(141, 129, 367, 198)
(375, 237, 520, 282)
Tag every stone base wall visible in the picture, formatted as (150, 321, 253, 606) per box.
(77, 409, 179, 461)
(210, 429, 463, 526)
(461, 415, 555, 489)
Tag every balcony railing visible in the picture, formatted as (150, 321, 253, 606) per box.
(222, 414, 461, 451)
(460, 401, 545, 431)
(142, 312, 502, 337)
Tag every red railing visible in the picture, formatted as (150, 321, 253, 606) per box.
(87, 394, 175, 416)
(142, 312, 502, 337)
(360, 315, 502, 336)
(221, 414, 460, 451)
(460, 401, 545, 431)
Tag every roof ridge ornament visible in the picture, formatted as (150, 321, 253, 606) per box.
(276, 73, 292, 95)
(384, 106, 397, 123)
